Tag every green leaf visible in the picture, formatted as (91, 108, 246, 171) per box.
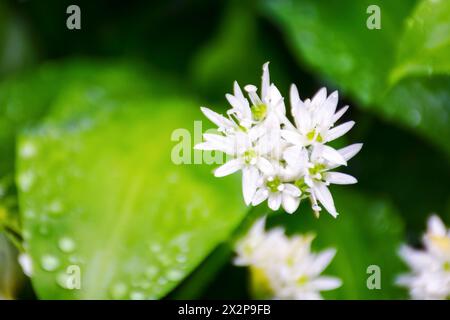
(390, 0, 450, 84)
(16, 64, 246, 299)
(262, 0, 450, 156)
(270, 189, 406, 299)
(0, 60, 151, 176)
(262, 0, 414, 103)
(379, 76, 450, 152)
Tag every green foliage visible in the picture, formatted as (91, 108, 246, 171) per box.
(15, 62, 246, 299)
(262, 0, 450, 155)
(0, 0, 447, 300)
(391, 0, 450, 82)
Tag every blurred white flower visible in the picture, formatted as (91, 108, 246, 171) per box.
(18, 253, 33, 277)
(396, 214, 450, 300)
(234, 217, 341, 299)
(195, 62, 362, 217)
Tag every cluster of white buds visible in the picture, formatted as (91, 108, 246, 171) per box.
(234, 217, 341, 299)
(397, 215, 450, 299)
(195, 62, 362, 217)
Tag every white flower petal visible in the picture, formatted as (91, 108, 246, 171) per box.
(398, 245, 434, 271)
(268, 193, 282, 211)
(290, 84, 300, 112)
(332, 105, 349, 123)
(338, 143, 363, 161)
(325, 91, 338, 113)
(284, 184, 301, 197)
(18, 253, 33, 277)
(283, 145, 308, 170)
(203, 133, 235, 154)
(311, 249, 337, 274)
(193, 142, 214, 150)
(309, 276, 342, 291)
(233, 81, 246, 101)
(280, 129, 304, 146)
(242, 166, 259, 205)
(257, 157, 274, 175)
(200, 107, 234, 129)
(252, 188, 269, 206)
(321, 145, 347, 166)
(325, 121, 355, 142)
(314, 182, 338, 218)
(214, 159, 241, 177)
(295, 292, 323, 300)
(324, 172, 357, 185)
(311, 87, 327, 107)
(226, 94, 245, 113)
(320, 91, 339, 125)
(293, 100, 311, 133)
(269, 84, 286, 116)
(427, 215, 447, 237)
(282, 193, 300, 214)
(261, 62, 270, 100)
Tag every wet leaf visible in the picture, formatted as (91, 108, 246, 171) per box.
(16, 64, 246, 299)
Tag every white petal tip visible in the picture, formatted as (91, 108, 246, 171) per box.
(244, 84, 257, 92)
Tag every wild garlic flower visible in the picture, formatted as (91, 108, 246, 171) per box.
(195, 62, 362, 217)
(234, 217, 341, 300)
(18, 253, 33, 277)
(396, 215, 450, 300)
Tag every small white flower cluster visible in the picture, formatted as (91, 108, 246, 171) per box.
(397, 215, 450, 300)
(195, 62, 362, 217)
(234, 217, 341, 300)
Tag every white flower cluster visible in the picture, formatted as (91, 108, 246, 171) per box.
(397, 215, 450, 300)
(195, 62, 362, 217)
(234, 217, 341, 299)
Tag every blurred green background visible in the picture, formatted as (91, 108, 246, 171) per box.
(0, 0, 449, 299)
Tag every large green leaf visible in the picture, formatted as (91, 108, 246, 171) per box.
(0, 60, 154, 177)
(390, 0, 450, 83)
(262, 0, 414, 103)
(16, 64, 246, 299)
(270, 189, 406, 299)
(262, 0, 450, 155)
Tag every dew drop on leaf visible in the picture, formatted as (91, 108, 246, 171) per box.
(41, 255, 60, 272)
(58, 237, 76, 253)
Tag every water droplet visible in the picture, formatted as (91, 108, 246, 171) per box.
(176, 254, 187, 264)
(41, 255, 60, 271)
(56, 272, 71, 289)
(110, 282, 128, 299)
(20, 142, 37, 159)
(130, 291, 145, 300)
(24, 209, 36, 219)
(58, 237, 76, 253)
(145, 266, 158, 279)
(48, 200, 63, 216)
(149, 243, 161, 253)
(166, 269, 184, 281)
(158, 254, 171, 266)
(18, 171, 35, 192)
